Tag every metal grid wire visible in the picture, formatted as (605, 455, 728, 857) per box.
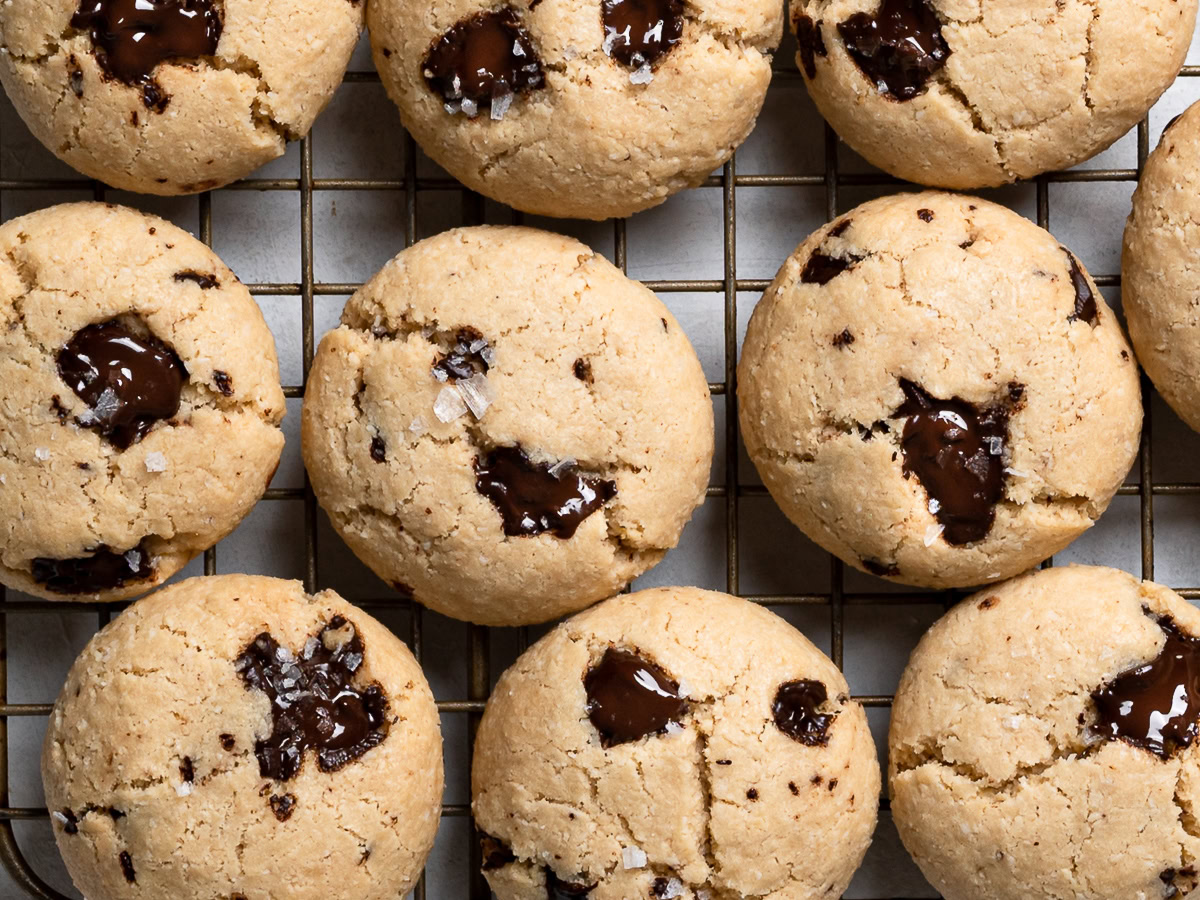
(1, 35, 1200, 900)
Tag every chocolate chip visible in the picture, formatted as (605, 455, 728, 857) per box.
(1091, 613, 1200, 759)
(68, 55, 84, 97)
(838, 0, 949, 102)
(1064, 250, 1098, 326)
(58, 808, 79, 835)
(58, 321, 187, 449)
(773, 680, 836, 746)
(234, 619, 389, 782)
(978, 596, 998, 610)
(213, 370, 234, 396)
(788, 781, 800, 795)
(370, 436, 387, 463)
(573, 358, 594, 383)
(584, 647, 687, 747)
(219, 733, 235, 751)
(108, 807, 125, 820)
(481, 833, 517, 870)
(423, 8, 544, 114)
(179, 756, 194, 783)
(50, 395, 69, 421)
(71, 0, 223, 112)
(832, 328, 855, 348)
(794, 14, 827, 79)
(433, 328, 492, 381)
(828, 778, 839, 791)
(601, 0, 684, 69)
(474, 445, 616, 539)
(119, 850, 136, 883)
(32, 542, 154, 595)
(269, 792, 297, 822)
(917, 208, 935, 222)
(746, 787, 759, 800)
(862, 559, 901, 578)
(894, 379, 1011, 546)
(716, 758, 732, 765)
(651, 877, 672, 898)
(801, 249, 865, 285)
(545, 869, 597, 898)
(173, 270, 219, 289)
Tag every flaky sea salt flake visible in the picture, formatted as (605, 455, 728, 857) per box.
(461, 97, 479, 118)
(409, 416, 428, 436)
(1004, 466, 1031, 479)
(660, 878, 684, 898)
(458, 373, 495, 419)
(144, 452, 168, 473)
(676, 677, 693, 698)
(546, 457, 576, 479)
(34, 447, 49, 461)
(490, 91, 513, 121)
(986, 436, 1004, 456)
(433, 385, 468, 423)
(621, 846, 647, 869)
(176, 781, 193, 797)
(664, 720, 684, 736)
(629, 63, 654, 85)
(924, 524, 945, 547)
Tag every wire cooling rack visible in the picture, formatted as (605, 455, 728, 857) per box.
(2, 18, 1200, 900)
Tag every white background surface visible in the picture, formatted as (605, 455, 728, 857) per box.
(3, 19, 1200, 900)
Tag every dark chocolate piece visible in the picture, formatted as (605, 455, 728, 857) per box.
(573, 358, 593, 383)
(370, 436, 387, 463)
(119, 850, 136, 883)
(801, 250, 865, 285)
(474, 446, 615, 539)
(832, 328, 855, 348)
(269, 793, 296, 822)
(234, 616, 389, 782)
(481, 833, 517, 870)
(32, 542, 154, 595)
(70, 0, 223, 111)
(917, 208, 935, 222)
(862, 559, 900, 578)
(59, 809, 79, 835)
(1064, 250, 1098, 326)
(423, 8, 544, 113)
(601, 0, 684, 69)
(1092, 614, 1200, 759)
(893, 379, 1010, 546)
(179, 756, 194, 783)
(58, 321, 187, 449)
(545, 869, 597, 898)
(773, 680, 836, 746)
(584, 647, 687, 747)
(213, 370, 233, 396)
(219, 733, 235, 751)
(838, 0, 949, 101)
(433, 328, 491, 382)
(794, 14, 827, 79)
(173, 270, 219, 289)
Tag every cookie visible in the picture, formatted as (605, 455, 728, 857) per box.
(0, 0, 363, 194)
(890, 565, 1200, 900)
(791, 0, 1196, 188)
(367, 0, 781, 220)
(1123, 102, 1200, 435)
(472, 586, 880, 899)
(42, 574, 443, 900)
(302, 226, 713, 626)
(738, 191, 1142, 589)
(0, 202, 285, 603)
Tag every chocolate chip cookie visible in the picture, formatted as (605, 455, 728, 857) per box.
(738, 192, 1142, 589)
(368, 0, 781, 219)
(42, 574, 442, 900)
(0, 202, 285, 602)
(792, 0, 1196, 188)
(473, 586, 880, 899)
(0, 0, 363, 194)
(302, 226, 714, 626)
(891, 565, 1200, 899)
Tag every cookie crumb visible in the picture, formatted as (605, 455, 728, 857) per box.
(119, 850, 136, 883)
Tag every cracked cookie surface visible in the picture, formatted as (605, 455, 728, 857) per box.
(1123, 100, 1200, 435)
(738, 191, 1141, 589)
(0, 0, 364, 195)
(792, 0, 1197, 188)
(0, 202, 285, 602)
(367, 0, 781, 220)
(301, 226, 714, 626)
(42, 574, 443, 900)
(890, 565, 1200, 900)
(472, 586, 880, 899)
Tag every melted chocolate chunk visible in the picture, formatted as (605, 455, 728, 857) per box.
(474, 446, 616, 539)
(838, 0, 949, 101)
(794, 14, 827, 79)
(917, 208, 935, 222)
(32, 542, 154, 595)
(119, 850, 136, 883)
(433, 328, 491, 382)
(71, 0, 223, 111)
(269, 793, 296, 821)
(58, 321, 187, 449)
(601, 0, 684, 69)
(773, 680, 836, 746)
(213, 370, 233, 396)
(234, 617, 389, 782)
(423, 8, 544, 113)
(801, 250, 865, 285)
(173, 270, 219, 289)
(370, 436, 387, 463)
(1064, 250, 1098, 326)
(651, 877, 672, 898)
(584, 647, 687, 747)
(1092, 614, 1200, 759)
(545, 869, 597, 899)
(481, 833, 517, 870)
(893, 379, 1010, 546)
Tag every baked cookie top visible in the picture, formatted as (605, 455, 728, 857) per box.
(739, 191, 1141, 589)
(42, 574, 443, 900)
(473, 586, 880, 899)
(302, 226, 713, 626)
(0, 202, 285, 602)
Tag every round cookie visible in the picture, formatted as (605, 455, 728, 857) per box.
(890, 565, 1200, 900)
(791, 0, 1196, 188)
(0, 202, 285, 603)
(472, 587, 880, 899)
(43, 574, 444, 900)
(1124, 102, 1200, 434)
(302, 226, 713, 626)
(0, 0, 363, 194)
(368, 0, 781, 220)
(738, 191, 1141, 589)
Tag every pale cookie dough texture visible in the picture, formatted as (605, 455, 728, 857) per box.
(891, 565, 1200, 900)
(791, 0, 1197, 188)
(0, 203, 285, 603)
(1124, 101, 1200, 435)
(43, 574, 444, 900)
(472, 587, 880, 899)
(303, 226, 713, 626)
(739, 192, 1141, 589)
(368, 0, 781, 220)
(0, 0, 363, 194)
